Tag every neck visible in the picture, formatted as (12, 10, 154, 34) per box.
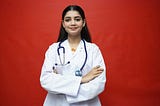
(68, 36, 81, 52)
(68, 36, 81, 44)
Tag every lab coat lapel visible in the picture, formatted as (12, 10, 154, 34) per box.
(63, 40, 85, 68)
(70, 40, 84, 60)
(62, 40, 82, 59)
(71, 41, 85, 69)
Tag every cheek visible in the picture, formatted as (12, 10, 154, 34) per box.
(63, 23, 67, 28)
(78, 22, 84, 26)
(62, 21, 70, 28)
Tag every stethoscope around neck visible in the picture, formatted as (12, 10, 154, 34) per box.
(55, 39, 87, 77)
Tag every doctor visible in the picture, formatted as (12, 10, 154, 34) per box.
(40, 5, 106, 106)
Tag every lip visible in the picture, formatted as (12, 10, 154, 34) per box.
(69, 27, 78, 30)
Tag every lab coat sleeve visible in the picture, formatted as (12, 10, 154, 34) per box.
(40, 44, 82, 96)
(66, 44, 106, 103)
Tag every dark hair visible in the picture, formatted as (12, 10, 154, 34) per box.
(57, 5, 92, 42)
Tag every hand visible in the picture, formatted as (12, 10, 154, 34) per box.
(81, 65, 104, 84)
(53, 67, 58, 74)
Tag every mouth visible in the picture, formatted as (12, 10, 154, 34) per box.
(69, 27, 78, 30)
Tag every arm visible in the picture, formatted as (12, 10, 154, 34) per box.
(66, 44, 106, 103)
(40, 44, 82, 96)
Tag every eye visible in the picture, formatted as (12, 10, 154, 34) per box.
(75, 18, 82, 22)
(64, 18, 71, 22)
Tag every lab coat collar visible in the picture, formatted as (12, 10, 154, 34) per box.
(61, 39, 84, 60)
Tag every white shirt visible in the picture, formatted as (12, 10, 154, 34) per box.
(40, 40, 106, 106)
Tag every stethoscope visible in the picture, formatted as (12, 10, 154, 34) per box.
(55, 39, 87, 77)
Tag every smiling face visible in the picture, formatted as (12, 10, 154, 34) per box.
(62, 10, 85, 38)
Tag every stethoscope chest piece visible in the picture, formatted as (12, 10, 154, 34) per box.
(75, 70, 82, 77)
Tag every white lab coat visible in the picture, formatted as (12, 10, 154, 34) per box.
(40, 40, 106, 106)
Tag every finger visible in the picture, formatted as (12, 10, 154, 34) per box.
(53, 69, 58, 74)
(96, 70, 103, 74)
(97, 68, 104, 71)
(92, 70, 103, 76)
(91, 68, 103, 75)
(93, 73, 102, 78)
(93, 65, 100, 69)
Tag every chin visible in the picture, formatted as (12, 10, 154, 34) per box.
(68, 31, 80, 36)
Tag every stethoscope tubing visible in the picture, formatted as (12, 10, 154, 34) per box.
(57, 41, 66, 65)
(80, 39, 87, 71)
(57, 39, 87, 73)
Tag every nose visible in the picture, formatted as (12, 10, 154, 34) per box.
(71, 19, 76, 25)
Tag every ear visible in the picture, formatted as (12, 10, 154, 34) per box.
(62, 20, 65, 28)
(83, 20, 86, 27)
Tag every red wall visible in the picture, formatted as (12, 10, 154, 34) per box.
(0, 0, 160, 106)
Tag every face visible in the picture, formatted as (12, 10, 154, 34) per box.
(62, 10, 85, 37)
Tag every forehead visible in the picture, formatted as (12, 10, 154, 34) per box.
(64, 10, 81, 18)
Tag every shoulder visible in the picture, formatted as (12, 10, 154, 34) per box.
(45, 42, 59, 54)
(85, 41, 100, 51)
(49, 42, 59, 49)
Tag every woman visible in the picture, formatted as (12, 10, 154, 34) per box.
(40, 5, 106, 106)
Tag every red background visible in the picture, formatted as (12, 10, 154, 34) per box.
(0, 0, 160, 106)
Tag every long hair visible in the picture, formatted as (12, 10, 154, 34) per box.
(57, 5, 92, 42)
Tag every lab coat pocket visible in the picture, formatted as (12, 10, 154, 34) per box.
(56, 64, 73, 75)
(55, 65, 64, 75)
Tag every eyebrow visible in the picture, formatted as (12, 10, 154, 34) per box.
(64, 16, 82, 19)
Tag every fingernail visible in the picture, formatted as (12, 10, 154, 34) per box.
(96, 65, 100, 68)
